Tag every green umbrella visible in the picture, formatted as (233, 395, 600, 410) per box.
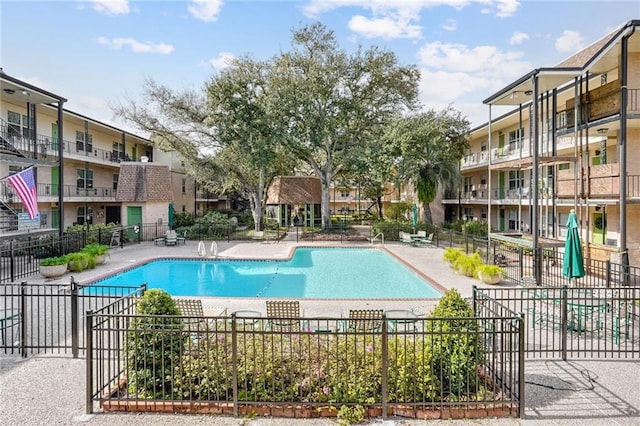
(168, 202, 175, 229)
(562, 209, 585, 284)
(412, 204, 418, 231)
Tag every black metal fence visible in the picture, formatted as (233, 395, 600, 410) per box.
(474, 286, 640, 360)
(86, 311, 524, 419)
(0, 280, 145, 356)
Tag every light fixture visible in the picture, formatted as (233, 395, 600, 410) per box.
(597, 128, 608, 135)
(21, 90, 30, 96)
(3, 88, 15, 94)
(524, 90, 532, 96)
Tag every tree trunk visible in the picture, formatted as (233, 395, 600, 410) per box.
(251, 168, 265, 231)
(320, 175, 331, 229)
(423, 201, 433, 225)
(376, 198, 384, 219)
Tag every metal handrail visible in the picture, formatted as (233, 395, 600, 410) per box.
(371, 232, 384, 245)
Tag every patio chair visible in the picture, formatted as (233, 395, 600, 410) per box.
(345, 309, 383, 332)
(399, 231, 416, 246)
(154, 230, 169, 246)
(109, 230, 121, 247)
(266, 300, 302, 332)
(165, 230, 178, 246)
(414, 231, 434, 246)
(174, 298, 207, 329)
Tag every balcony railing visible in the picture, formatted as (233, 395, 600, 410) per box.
(556, 86, 639, 131)
(0, 181, 117, 202)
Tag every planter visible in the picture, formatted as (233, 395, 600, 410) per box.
(478, 270, 503, 285)
(95, 254, 107, 265)
(40, 263, 68, 278)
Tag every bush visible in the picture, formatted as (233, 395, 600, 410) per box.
(383, 201, 413, 222)
(442, 247, 464, 266)
(126, 289, 185, 399)
(453, 252, 483, 277)
(66, 252, 91, 272)
(39, 255, 68, 266)
(81, 243, 109, 256)
(427, 289, 483, 399)
(462, 220, 488, 237)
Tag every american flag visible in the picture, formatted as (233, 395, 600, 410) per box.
(8, 167, 39, 219)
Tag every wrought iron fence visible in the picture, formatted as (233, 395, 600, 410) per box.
(474, 286, 640, 359)
(86, 311, 524, 419)
(0, 280, 145, 356)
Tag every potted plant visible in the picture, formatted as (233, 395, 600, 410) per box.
(82, 243, 109, 265)
(67, 252, 91, 272)
(477, 263, 505, 285)
(39, 256, 68, 278)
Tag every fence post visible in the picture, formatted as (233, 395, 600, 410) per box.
(85, 310, 93, 414)
(71, 277, 79, 358)
(472, 285, 477, 315)
(231, 313, 238, 416)
(518, 313, 525, 419)
(606, 260, 611, 288)
(518, 248, 524, 281)
(381, 314, 388, 419)
(561, 286, 568, 361)
(20, 281, 27, 358)
(10, 241, 16, 282)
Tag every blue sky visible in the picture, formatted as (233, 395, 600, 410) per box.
(1, 1, 638, 133)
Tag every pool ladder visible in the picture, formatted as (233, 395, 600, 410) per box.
(371, 232, 384, 245)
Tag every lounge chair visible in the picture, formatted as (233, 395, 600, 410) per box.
(266, 300, 302, 332)
(345, 309, 383, 332)
(154, 230, 169, 246)
(109, 230, 121, 247)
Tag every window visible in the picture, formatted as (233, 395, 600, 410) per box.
(112, 142, 124, 161)
(463, 207, 473, 221)
(182, 178, 186, 193)
(463, 176, 472, 193)
(558, 163, 570, 171)
(112, 174, 119, 191)
(7, 110, 30, 138)
(76, 206, 92, 225)
(480, 176, 487, 186)
(182, 205, 186, 212)
(508, 128, 524, 151)
(508, 170, 524, 190)
(76, 131, 93, 153)
(77, 169, 94, 189)
(340, 190, 350, 198)
(508, 210, 518, 230)
(480, 143, 487, 152)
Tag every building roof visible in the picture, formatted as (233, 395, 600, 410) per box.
(266, 176, 322, 205)
(115, 162, 173, 202)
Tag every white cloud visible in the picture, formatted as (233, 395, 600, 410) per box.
(509, 31, 529, 45)
(209, 52, 235, 70)
(555, 30, 585, 53)
(188, 0, 223, 22)
(77, 94, 107, 111)
(348, 15, 422, 39)
(91, 0, 130, 16)
(442, 19, 457, 32)
(494, 0, 519, 18)
(96, 37, 174, 54)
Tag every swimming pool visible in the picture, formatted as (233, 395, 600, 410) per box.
(91, 247, 441, 299)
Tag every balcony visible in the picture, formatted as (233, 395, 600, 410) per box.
(556, 84, 640, 131)
(0, 121, 60, 164)
(196, 191, 226, 201)
(36, 183, 117, 202)
(556, 164, 639, 198)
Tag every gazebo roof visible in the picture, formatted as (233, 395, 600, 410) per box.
(266, 176, 322, 205)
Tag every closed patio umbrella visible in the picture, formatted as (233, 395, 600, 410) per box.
(412, 204, 418, 232)
(562, 209, 585, 285)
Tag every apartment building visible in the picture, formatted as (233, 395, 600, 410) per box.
(0, 69, 168, 238)
(443, 20, 640, 264)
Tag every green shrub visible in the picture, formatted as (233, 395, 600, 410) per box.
(476, 263, 505, 277)
(453, 252, 483, 277)
(427, 289, 483, 399)
(66, 252, 91, 272)
(336, 404, 365, 425)
(39, 255, 68, 266)
(126, 289, 185, 399)
(382, 201, 413, 221)
(81, 243, 109, 256)
(462, 220, 488, 237)
(442, 247, 464, 265)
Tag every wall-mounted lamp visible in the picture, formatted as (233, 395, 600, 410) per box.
(21, 90, 30, 96)
(524, 90, 533, 96)
(597, 128, 609, 135)
(3, 88, 15, 94)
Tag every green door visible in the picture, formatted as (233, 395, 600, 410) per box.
(51, 167, 59, 196)
(593, 212, 605, 244)
(127, 206, 142, 239)
(132, 145, 137, 161)
(499, 172, 505, 199)
(51, 207, 59, 229)
(499, 208, 505, 232)
(498, 133, 505, 156)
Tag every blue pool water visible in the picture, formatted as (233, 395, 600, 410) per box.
(91, 247, 441, 299)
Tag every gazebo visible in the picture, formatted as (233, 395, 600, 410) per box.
(266, 176, 322, 227)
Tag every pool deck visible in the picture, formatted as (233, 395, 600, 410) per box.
(2, 233, 639, 426)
